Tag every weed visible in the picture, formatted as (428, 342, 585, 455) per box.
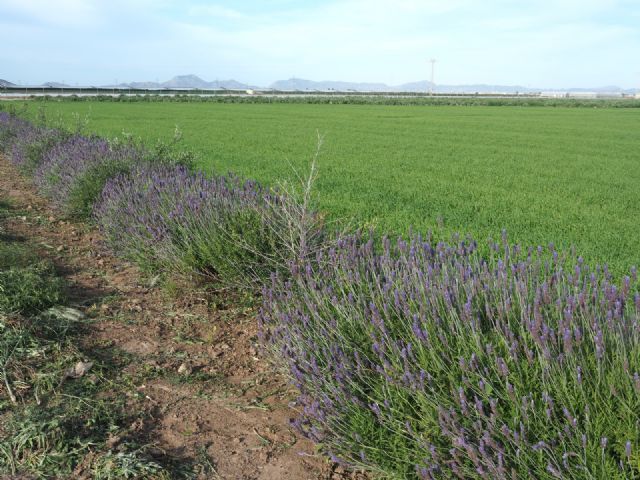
(0, 241, 38, 269)
(0, 261, 66, 315)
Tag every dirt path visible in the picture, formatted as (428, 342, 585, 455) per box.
(0, 156, 362, 480)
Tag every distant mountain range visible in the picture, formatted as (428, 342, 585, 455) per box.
(113, 74, 254, 90)
(2, 74, 637, 94)
(271, 78, 391, 92)
(0, 75, 253, 90)
(42, 81, 70, 88)
(269, 77, 637, 94)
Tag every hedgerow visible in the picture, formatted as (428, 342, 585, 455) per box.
(27, 94, 640, 108)
(261, 232, 640, 478)
(94, 164, 280, 285)
(33, 134, 141, 218)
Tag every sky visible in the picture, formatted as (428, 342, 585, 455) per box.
(1, 0, 639, 89)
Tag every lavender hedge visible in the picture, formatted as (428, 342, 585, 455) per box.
(0, 111, 307, 288)
(262, 232, 640, 479)
(94, 164, 286, 287)
(33, 134, 144, 218)
(0, 111, 68, 174)
(1, 111, 196, 219)
(0, 111, 23, 151)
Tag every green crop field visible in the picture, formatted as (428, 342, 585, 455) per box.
(20, 100, 640, 273)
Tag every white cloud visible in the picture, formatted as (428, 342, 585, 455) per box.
(186, 4, 246, 20)
(0, 0, 100, 28)
(0, 0, 638, 87)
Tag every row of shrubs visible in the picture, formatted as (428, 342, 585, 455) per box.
(262, 233, 640, 478)
(33, 93, 640, 108)
(0, 108, 319, 290)
(1, 107, 638, 478)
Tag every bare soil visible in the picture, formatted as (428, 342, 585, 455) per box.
(0, 156, 366, 480)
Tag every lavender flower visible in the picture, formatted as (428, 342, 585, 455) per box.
(262, 231, 640, 478)
(33, 134, 143, 214)
(94, 163, 297, 288)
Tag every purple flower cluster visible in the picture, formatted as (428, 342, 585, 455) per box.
(262, 232, 640, 478)
(0, 111, 64, 173)
(0, 111, 25, 149)
(0, 112, 296, 287)
(33, 134, 142, 210)
(94, 163, 281, 284)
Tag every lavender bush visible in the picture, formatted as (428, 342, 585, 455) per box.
(1, 112, 196, 219)
(0, 111, 21, 151)
(34, 134, 144, 218)
(94, 164, 288, 287)
(262, 231, 640, 479)
(1, 113, 69, 174)
(2, 112, 304, 289)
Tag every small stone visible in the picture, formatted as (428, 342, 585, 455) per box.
(106, 433, 122, 449)
(177, 362, 192, 376)
(56, 245, 64, 252)
(46, 306, 86, 321)
(63, 360, 94, 380)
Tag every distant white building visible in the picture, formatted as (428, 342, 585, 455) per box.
(539, 91, 599, 98)
(539, 91, 617, 99)
(539, 91, 569, 98)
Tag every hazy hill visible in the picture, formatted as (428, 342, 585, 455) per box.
(1, 75, 635, 94)
(204, 78, 252, 90)
(41, 81, 71, 88)
(270, 78, 390, 91)
(271, 77, 537, 93)
(123, 81, 161, 88)
(161, 74, 210, 88)
(429, 83, 533, 94)
(108, 75, 251, 90)
(395, 80, 434, 92)
(134, 75, 247, 89)
(268, 77, 637, 94)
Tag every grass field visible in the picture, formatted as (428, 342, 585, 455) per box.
(20, 100, 640, 274)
